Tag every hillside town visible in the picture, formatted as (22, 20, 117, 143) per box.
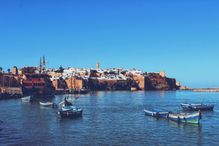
(0, 57, 181, 99)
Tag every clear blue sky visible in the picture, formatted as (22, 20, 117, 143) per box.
(0, 0, 219, 87)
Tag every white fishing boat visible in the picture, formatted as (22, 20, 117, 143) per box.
(168, 111, 202, 124)
(21, 96, 31, 102)
(39, 101, 53, 106)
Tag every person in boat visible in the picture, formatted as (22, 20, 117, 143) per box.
(199, 110, 202, 119)
(64, 97, 73, 106)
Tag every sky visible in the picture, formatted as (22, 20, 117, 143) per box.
(0, 0, 219, 88)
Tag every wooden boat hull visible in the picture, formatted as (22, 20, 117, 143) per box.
(144, 109, 169, 118)
(181, 103, 214, 111)
(168, 112, 201, 124)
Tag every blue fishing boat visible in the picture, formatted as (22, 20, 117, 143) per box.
(144, 108, 169, 118)
(168, 111, 202, 124)
(57, 97, 83, 118)
(181, 103, 214, 111)
(58, 106, 83, 118)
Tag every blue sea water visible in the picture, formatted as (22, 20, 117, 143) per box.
(0, 91, 219, 146)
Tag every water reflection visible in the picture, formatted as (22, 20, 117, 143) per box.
(143, 91, 177, 98)
(167, 119, 203, 145)
(168, 119, 202, 130)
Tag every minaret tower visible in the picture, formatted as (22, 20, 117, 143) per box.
(39, 57, 42, 73)
(96, 61, 100, 70)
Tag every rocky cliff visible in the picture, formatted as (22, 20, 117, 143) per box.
(144, 73, 177, 90)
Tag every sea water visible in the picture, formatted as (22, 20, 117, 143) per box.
(0, 91, 218, 146)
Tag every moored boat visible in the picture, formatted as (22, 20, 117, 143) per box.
(57, 97, 83, 118)
(80, 88, 88, 94)
(58, 106, 83, 118)
(131, 87, 138, 91)
(39, 101, 53, 106)
(21, 96, 31, 102)
(168, 111, 202, 124)
(144, 108, 169, 118)
(181, 103, 214, 111)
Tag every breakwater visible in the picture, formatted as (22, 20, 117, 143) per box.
(193, 88, 219, 92)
